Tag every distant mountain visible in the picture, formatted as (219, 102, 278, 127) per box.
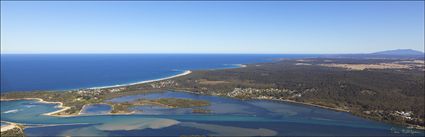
(321, 49, 424, 59)
(372, 49, 424, 56)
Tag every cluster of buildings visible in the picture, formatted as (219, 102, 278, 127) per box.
(108, 87, 125, 93)
(364, 110, 415, 120)
(73, 87, 126, 100)
(226, 88, 300, 99)
(149, 80, 178, 88)
(76, 89, 104, 96)
(394, 111, 414, 120)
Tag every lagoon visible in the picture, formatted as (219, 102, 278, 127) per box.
(80, 104, 112, 115)
(1, 91, 424, 136)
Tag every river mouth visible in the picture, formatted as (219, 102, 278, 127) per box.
(1, 91, 424, 136)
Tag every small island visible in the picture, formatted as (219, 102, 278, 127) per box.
(109, 98, 211, 114)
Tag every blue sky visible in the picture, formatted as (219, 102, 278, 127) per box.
(1, 1, 424, 54)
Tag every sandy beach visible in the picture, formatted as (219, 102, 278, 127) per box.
(1, 124, 16, 132)
(47, 69, 190, 116)
(89, 70, 192, 89)
(0, 121, 19, 132)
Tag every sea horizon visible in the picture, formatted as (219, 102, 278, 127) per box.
(1, 54, 321, 92)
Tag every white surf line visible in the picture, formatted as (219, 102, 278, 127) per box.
(0, 98, 71, 116)
(236, 64, 247, 68)
(88, 70, 192, 89)
(208, 64, 247, 71)
(3, 109, 19, 114)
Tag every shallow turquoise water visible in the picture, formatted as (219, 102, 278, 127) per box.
(1, 91, 424, 136)
(80, 104, 112, 115)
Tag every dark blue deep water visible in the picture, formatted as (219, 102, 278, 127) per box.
(1, 54, 316, 92)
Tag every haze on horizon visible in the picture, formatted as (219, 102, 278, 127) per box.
(1, 1, 424, 54)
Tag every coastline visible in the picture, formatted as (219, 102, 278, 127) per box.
(237, 64, 247, 68)
(1, 97, 136, 117)
(0, 121, 22, 133)
(1, 122, 16, 132)
(0, 98, 72, 117)
(272, 99, 349, 113)
(0, 70, 194, 117)
(208, 64, 247, 70)
(88, 70, 192, 90)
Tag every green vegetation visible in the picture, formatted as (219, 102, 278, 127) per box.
(192, 108, 211, 114)
(169, 58, 424, 128)
(152, 98, 210, 108)
(108, 98, 211, 114)
(109, 102, 135, 114)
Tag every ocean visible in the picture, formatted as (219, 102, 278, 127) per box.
(1, 54, 317, 92)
